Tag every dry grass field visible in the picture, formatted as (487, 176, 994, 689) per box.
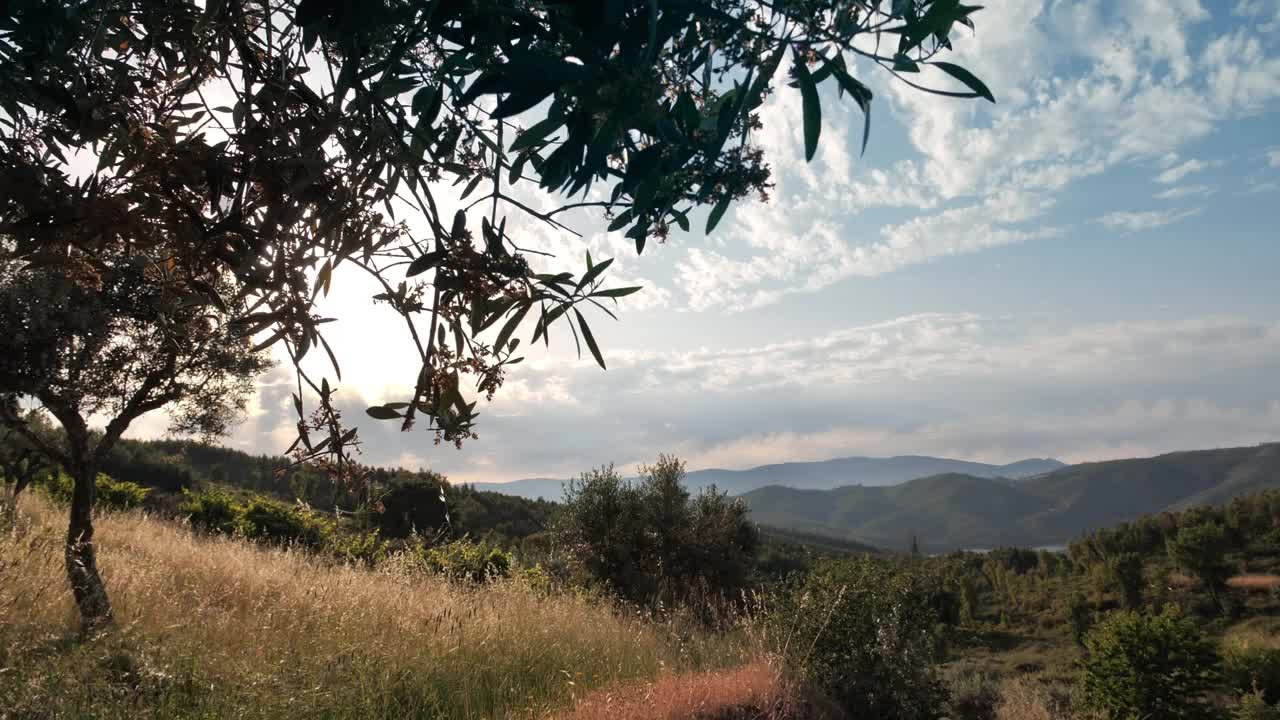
(0, 497, 774, 719)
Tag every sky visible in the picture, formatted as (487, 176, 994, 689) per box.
(126, 0, 1280, 483)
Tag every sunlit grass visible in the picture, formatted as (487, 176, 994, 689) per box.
(0, 497, 760, 719)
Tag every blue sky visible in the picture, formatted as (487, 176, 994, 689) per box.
(129, 0, 1280, 483)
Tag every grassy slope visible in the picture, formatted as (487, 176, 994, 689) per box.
(0, 497, 762, 720)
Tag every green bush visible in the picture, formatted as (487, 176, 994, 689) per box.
(1066, 591, 1093, 646)
(1225, 641, 1280, 705)
(419, 540, 512, 583)
(555, 457, 758, 609)
(1079, 605, 1219, 720)
(1110, 552, 1145, 610)
(38, 472, 150, 512)
(512, 563, 555, 594)
(180, 488, 240, 534)
(1235, 688, 1280, 720)
(773, 557, 948, 720)
(235, 496, 332, 548)
(327, 529, 388, 567)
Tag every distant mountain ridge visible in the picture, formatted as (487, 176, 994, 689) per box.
(740, 443, 1280, 552)
(466, 455, 1067, 500)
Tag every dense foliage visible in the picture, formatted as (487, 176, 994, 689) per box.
(1079, 606, 1221, 720)
(1070, 487, 1280, 564)
(39, 472, 152, 512)
(775, 557, 949, 720)
(555, 456, 759, 609)
(0, 0, 992, 482)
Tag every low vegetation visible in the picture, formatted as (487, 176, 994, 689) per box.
(0, 495, 759, 720)
(3, 441, 1279, 719)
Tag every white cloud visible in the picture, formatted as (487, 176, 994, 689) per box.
(124, 311, 1280, 481)
(1156, 158, 1210, 183)
(1097, 207, 1202, 232)
(681, 399, 1280, 470)
(1202, 30, 1280, 111)
(676, 190, 1065, 312)
(1155, 184, 1215, 199)
(666, 0, 1280, 312)
(1268, 148, 1280, 167)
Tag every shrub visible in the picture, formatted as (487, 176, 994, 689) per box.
(555, 456, 758, 609)
(1235, 688, 1280, 720)
(420, 540, 512, 583)
(1168, 522, 1232, 612)
(512, 563, 555, 594)
(235, 496, 332, 548)
(180, 488, 240, 534)
(1224, 639, 1280, 705)
(945, 668, 1000, 720)
(1078, 605, 1219, 720)
(1110, 552, 1145, 610)
(1066, 591, 1093, 646)
(995, 678, 1072, 720)
(774, 557, 948, 720)
(37, 472, 150, 512)
(327, 529, 388, 567)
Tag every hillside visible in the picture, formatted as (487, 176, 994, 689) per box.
(95, 438, 558, 544)
(743, 443, 1280, 551)
(1, 496, 774, 720)
(475, 454, 1066, 500)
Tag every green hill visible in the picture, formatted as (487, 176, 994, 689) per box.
(742, 443, 1280, 551)
(478, 455, 1065, 499)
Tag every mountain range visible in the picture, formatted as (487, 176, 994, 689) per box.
(741, 443, 1280, 552)
(467, 455, 1067, 500)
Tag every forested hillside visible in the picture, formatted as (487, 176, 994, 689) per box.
(743, 443, 1280, 551)
(97, 438, 557, 545)
(478, 454, 1065, 499)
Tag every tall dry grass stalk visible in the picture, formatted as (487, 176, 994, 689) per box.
(0, 496, 760, 719)
(994, 678, 1075, 720)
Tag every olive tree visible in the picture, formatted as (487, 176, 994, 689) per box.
(0, 253, 271, 631)
(1, 0, 992, 473)
(555, 456, 758, 608)
(1, 0, 991, 632)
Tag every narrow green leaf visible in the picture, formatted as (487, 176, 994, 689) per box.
(892, 53, 920, 73)
(672, 208, 691, 232)
(930, 61, 996, 103)
(574, 309, 606, 369)
(591, 285, 643, 298)
(607, 209, 635, 232)
(494, 302, 532, 352)
(795, 57, 821, 162)
(406, 250, 444, 277)
(460, 172, 485, 200)
(365, 405, 403, 420)
(312, 259, 332, 298)
(705, 194, 732, 234)
(375, 77, 417, 99)
(512, 115, 564, 152)
(575, 257, 614, 292)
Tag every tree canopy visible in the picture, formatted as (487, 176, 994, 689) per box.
(1, 0, 992, 476)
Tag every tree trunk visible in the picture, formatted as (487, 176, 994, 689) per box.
(66, 464, 113, 633)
